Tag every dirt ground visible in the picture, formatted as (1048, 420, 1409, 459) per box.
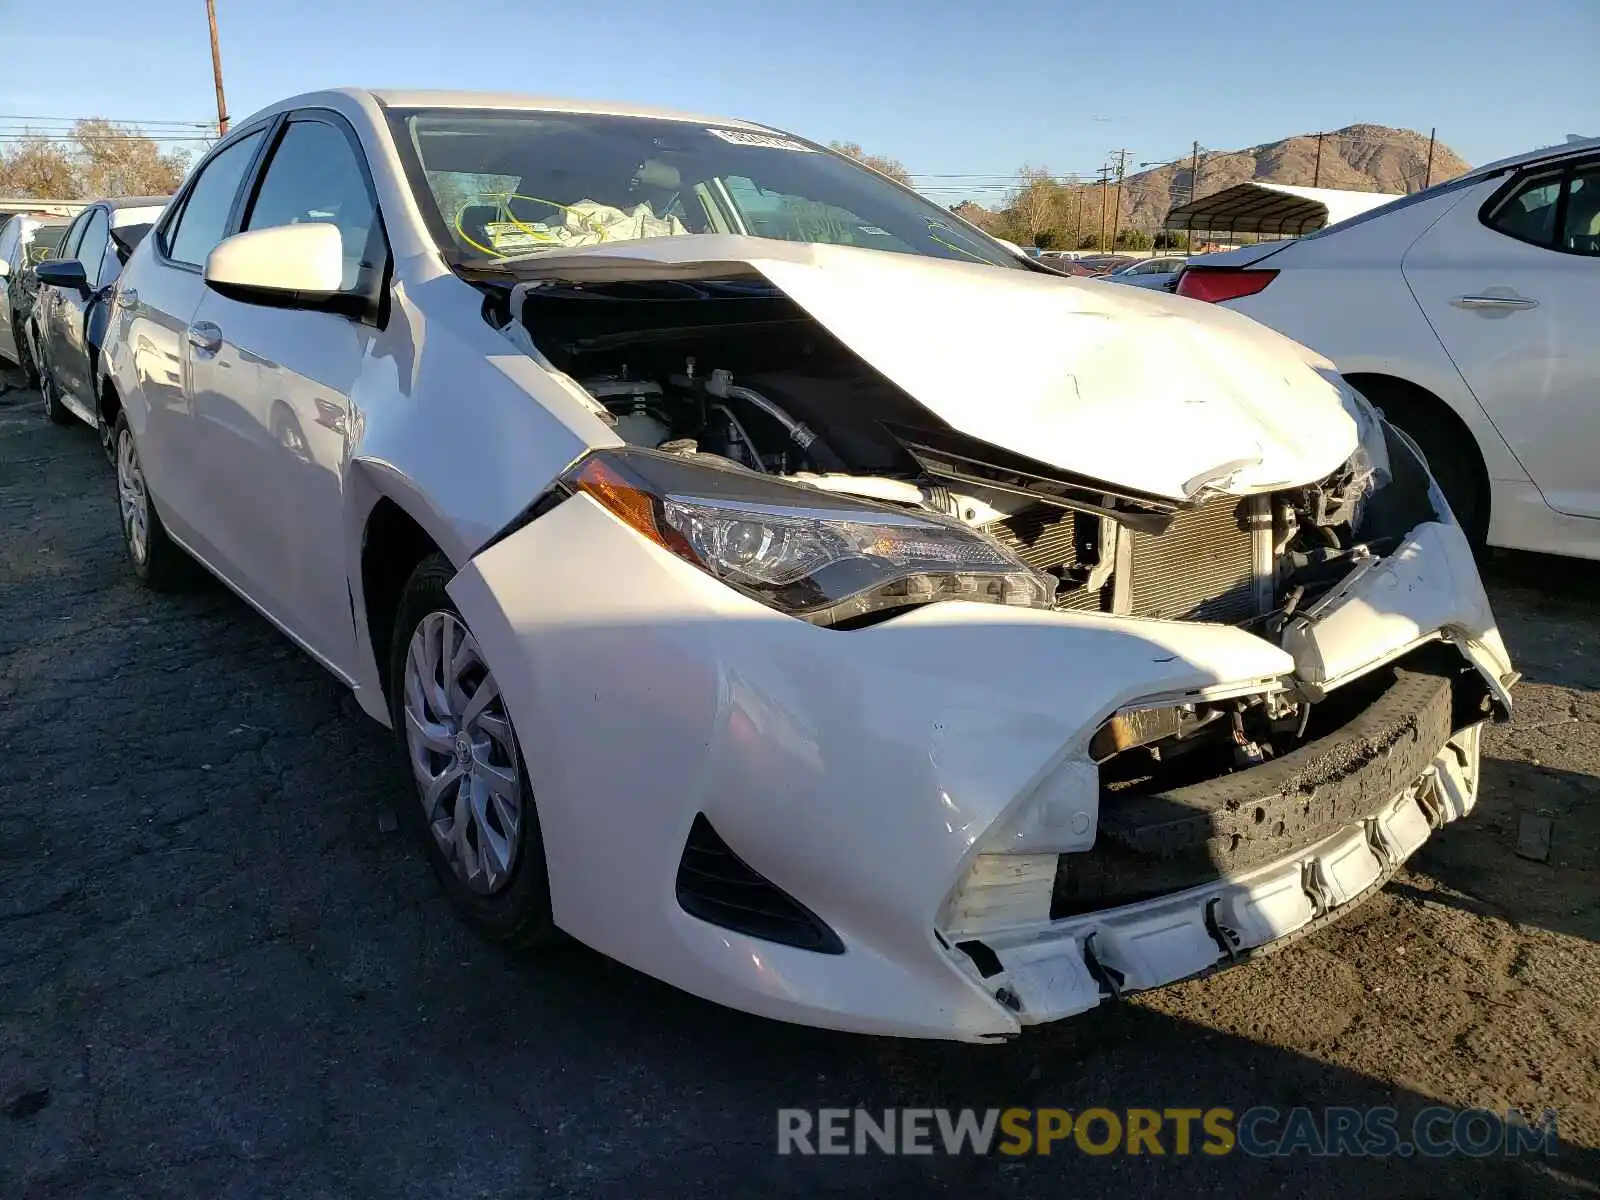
(0, 368, 1596, 1198)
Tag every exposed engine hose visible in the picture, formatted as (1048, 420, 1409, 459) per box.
(705, 370, 828, 460)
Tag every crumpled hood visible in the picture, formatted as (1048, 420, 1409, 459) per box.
(508, 235, 1358, 500)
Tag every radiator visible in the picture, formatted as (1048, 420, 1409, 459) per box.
(988, 497, 1268, 623)
(987, 507, 1106, 611)
(1127, 497, 1259, 623)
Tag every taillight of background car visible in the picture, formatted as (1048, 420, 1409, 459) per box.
(1175, 268, 1278, 303)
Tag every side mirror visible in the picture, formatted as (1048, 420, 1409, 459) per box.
(204, 223, 347, 309)
(34, 258, 88, 293)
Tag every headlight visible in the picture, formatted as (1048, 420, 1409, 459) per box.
(1332, 379, 1449, 537)
(560, 448, 1056, 625)
(1337, 381, 1393, 530)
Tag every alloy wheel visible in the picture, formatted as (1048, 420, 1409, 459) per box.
(401, 611, 523, 895)
(115, 426, 149, 565)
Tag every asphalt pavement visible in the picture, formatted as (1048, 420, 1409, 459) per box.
(1, 370, 1596, 1198)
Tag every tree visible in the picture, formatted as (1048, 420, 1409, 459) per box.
(1006, 166, 1069, 247)
(0, 120, 191, 200)
(829, 141, 912, 186)
(72, 119, 191, 197)
(0, 135, 78, 198)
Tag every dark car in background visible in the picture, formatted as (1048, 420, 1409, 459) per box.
(1073, 253, 1137, 276)
(32, 196, 167, 443)
(0, 213, 73, 384)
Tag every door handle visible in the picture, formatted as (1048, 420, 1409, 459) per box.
(1452, 294, 1538, 312)
(186, 322, 222, 354)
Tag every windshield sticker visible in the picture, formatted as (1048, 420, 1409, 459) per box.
(484, 222, 551, 253)
(706, 128, 816, 152)
(857, 225, 891, 237)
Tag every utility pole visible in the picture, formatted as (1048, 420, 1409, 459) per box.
(1072, 183, 1083, 250)
(1096, 164, 1112, 252)
(206, 0, 229, 136)
(1312, 131, 1324, 187)
(1108, 148, 1130, 251)
(1189, 140, 1201, 203)
(1424, 127, 1436, 189)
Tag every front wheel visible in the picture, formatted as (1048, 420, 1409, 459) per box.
(113, 412, 193, 590)
(41, 366, 73, 426)
(388, 554, 556, 948)
(12, 319, 42, 389)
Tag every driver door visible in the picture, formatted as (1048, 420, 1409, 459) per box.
(50, 206, 110, 416)
(185, 112, 387, 672)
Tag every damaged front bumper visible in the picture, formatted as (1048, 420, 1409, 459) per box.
(448, 491, 1511, 1042)
(963, 722, 1481, 1024)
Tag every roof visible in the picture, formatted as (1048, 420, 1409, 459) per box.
(100, 195, 171, 211)
(0, 210, 73, 226)
(1465, 134, 1599, 180)
(0, 198, 84, 219)
(1163, 182, 1402, 236)
(367, 88, 765, 130)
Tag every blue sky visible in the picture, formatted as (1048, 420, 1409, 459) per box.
(3, 0, 1595, 201)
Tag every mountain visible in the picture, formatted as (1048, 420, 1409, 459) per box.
(1117, 124, 1470, 233)
(948, 126, 1473, 242)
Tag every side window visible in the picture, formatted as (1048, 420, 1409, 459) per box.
(1559, 164, 1600, 256)
(166, 129, 267, 268)
(57, 213, 90, 265)
(75, 209, 110, 285)
(244, 119, 382, 291)
(97, 234, 124, 290)
(1487, 172, 1561, 247)
(0, 220, 17, 263)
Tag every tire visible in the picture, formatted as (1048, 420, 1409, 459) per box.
(387, 553, 556, 949)
(17, 321, 44, 393)
(112, 411, 193, 590)
(40, 365, 73, 426)
(1351, 380, 1489, 549)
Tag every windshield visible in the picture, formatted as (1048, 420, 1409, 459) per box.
(387, 108, 1021, 270)
(24, 222, 70, 263)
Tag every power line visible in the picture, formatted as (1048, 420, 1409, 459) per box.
(0, 114, 215, 127)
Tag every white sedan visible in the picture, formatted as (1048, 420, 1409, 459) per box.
(1105, 255, 1188, 288)
(1178, 135, 1600, 559)
(102, 88, 1512, 1041)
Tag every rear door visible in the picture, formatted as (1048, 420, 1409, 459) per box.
(1403, 156, 1600, 519)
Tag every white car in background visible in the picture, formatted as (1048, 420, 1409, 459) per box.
(1178, 136, 1600, 560)
(0, 212, 73, 382)
(1105, 255, 1188, 289)
(102, 88, 1511, 1041)
(31, 196, 169, 442)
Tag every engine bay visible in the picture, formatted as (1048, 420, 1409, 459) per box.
(488, 273, 1442, 772)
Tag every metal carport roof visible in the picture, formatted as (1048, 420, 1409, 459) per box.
(1163, 182, 1402, 237)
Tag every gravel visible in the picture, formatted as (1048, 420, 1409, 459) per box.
(1, 370, 1595, 1198)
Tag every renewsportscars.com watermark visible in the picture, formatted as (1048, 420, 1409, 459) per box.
(777, 1106, 1560, 1158)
